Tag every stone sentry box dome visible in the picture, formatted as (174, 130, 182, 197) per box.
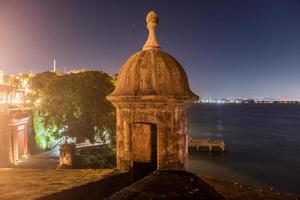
(107, 11, 198, 179)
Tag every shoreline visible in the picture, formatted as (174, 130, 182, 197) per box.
(188, 154, 263, 185)
(201, 175, 300, 200)
(188, 152, 300, 196)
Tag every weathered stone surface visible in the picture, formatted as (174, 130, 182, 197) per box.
(107, 11, 199, 176)
(59, 142, 76, 168)
(109, 49, 198, 99)
(106, 171, 225, 200)
(0, 169, 119, 200)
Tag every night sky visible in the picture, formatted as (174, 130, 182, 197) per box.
(0, 0, 300, 99)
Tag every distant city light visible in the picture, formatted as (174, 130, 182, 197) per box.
(199, 97, 300, 104)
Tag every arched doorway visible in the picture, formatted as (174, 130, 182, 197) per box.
(130, 123, 157, 181)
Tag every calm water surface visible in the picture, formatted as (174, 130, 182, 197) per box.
(187, 104, 300, 194)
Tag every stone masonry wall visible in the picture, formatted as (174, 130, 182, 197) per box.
(115, 102, 189, 171)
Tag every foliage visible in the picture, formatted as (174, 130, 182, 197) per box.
(28, 71, 58, 104)
(10, 73, 32, 89)
(10, 77, 22, 89)
(31, 70, 116, 147)
(73, 145, 116, 168)
(30, 71, 58, 92)
(33, 111, 59, 149)
(111, 74, 118, 87)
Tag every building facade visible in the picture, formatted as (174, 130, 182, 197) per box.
(0, 69, 30, 166)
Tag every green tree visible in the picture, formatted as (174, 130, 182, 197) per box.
(10, 73, 33, 91)
(29, 71, 58, 104)
(33, 111, 58, 149)
(34, 71, 115, 145)
(30, 71, 63, 149)
(30, 71, 58, 91)
(10, 77, 22, 88)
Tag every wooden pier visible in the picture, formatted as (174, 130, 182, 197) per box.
(188, 138, 225, 152)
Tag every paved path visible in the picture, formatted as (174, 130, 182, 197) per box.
(108, 170, 225, 200)
(17, 142, 103, 169)
(0, 169, 116, 200)
(18, 146, 60, 169)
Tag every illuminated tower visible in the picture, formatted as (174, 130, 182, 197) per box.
(53, 59, 56, 71)
(107, 11, 198, 179)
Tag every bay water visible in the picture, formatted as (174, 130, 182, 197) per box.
(187, 104, 300, 194)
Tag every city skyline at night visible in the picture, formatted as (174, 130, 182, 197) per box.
(0, 0, 300, 99)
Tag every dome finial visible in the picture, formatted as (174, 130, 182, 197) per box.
(143, 11, 161, 50)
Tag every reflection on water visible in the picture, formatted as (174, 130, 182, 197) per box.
(188, 152, 261, 187)
(187, 104, 300, 194)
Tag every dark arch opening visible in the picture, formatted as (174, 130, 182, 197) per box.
(130, 122, 157, 181)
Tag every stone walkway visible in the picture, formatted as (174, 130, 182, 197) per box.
(0, 169, 119, 200)
(108, 170, 225, 200)
(18, 142, 104, 169)
(18, 146, 60, 169)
